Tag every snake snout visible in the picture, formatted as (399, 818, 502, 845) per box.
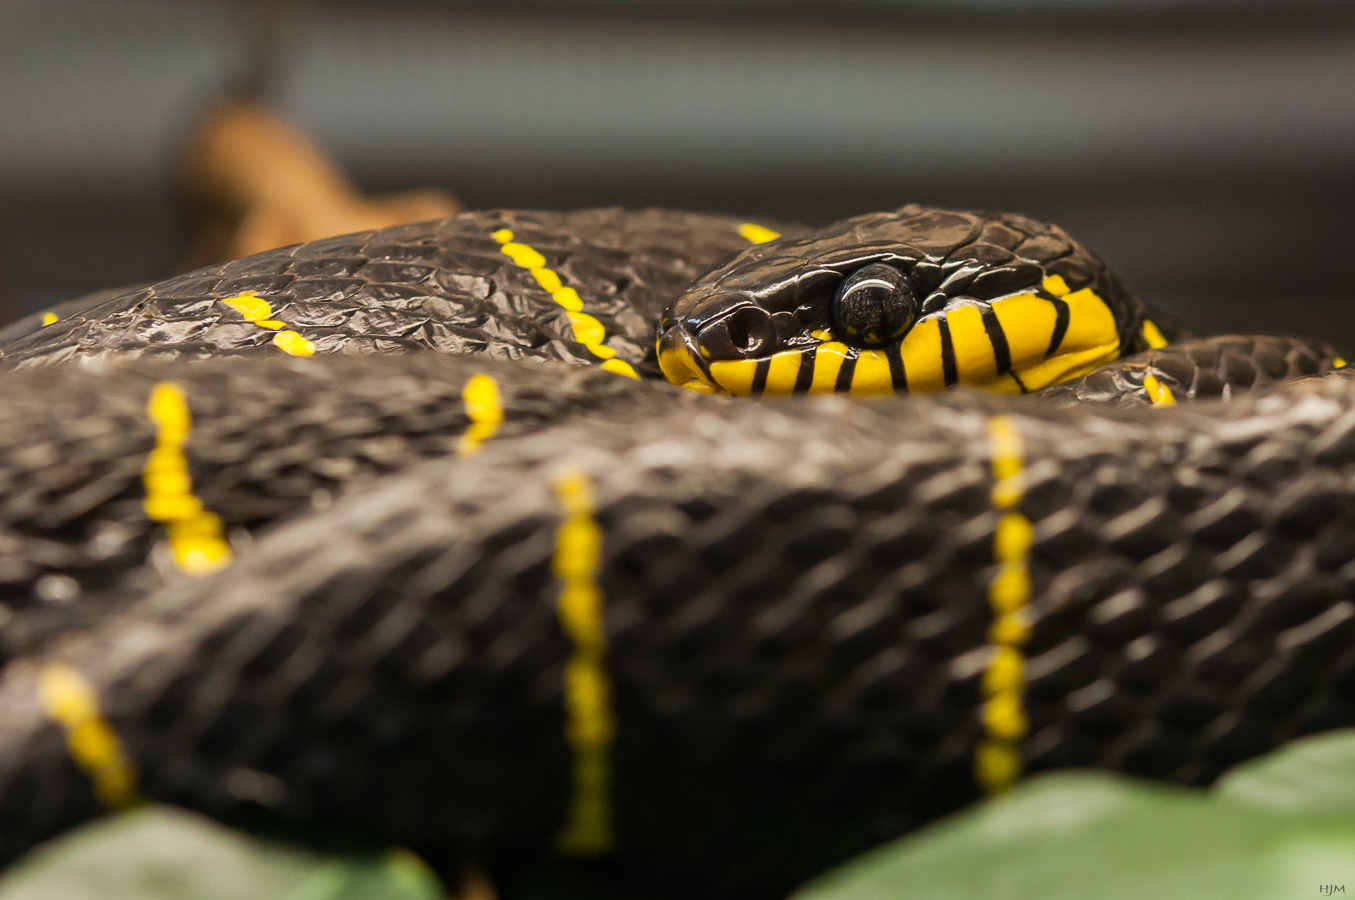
(656, 322, 719, 393)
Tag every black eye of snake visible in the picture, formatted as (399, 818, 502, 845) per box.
(832, 262, 918, 347)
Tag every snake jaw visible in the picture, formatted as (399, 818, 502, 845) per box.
(657, 326, 721, 393)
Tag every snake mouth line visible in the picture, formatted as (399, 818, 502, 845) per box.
(657, 326, 721, 393)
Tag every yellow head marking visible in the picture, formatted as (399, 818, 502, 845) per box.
(707, 358, 758, 394)
(762, 349, 804, 394)
(991, 293, 1057, 369)
(946, 306, 998, 385)
(897, 318, 946, 392)
(850, 349, 894, 395)
(808, 343, 850, 391)
(41, 311, 58, 326)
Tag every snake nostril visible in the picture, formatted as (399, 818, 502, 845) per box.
(722, 306, 773, 358)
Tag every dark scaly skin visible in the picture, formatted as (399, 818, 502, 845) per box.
(0, 355, 708, 667)
(1046, 334, 1337, 406)
(4, 381, 1355, 899)
(0, 205, 1348, 898)
(0, 209, 799, 376)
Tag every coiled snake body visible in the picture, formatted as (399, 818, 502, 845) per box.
(0, 206, 1350, 898)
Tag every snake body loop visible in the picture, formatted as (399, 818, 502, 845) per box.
(0, 206, 1347, 898)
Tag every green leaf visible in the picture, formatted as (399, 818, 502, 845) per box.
(796, 731, 1355, 900)
(0, 807, 446, 900)
(1217, 729, 1355, 820)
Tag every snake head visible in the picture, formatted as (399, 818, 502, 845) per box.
(658, 205, 1142, 396)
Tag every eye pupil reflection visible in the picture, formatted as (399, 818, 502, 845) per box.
(832, 263, 918, 347)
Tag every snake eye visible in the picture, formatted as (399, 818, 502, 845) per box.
(699, 305, 774, 359)
(832, 263, 918, 347)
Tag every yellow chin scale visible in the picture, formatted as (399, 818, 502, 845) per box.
(666, 273, 1123, 398)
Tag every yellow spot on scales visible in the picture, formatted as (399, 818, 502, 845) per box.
(220, 292, 314, 356)
(38, 663, 143, 810)
(492, 229, 638, 380)
(456, 374, 504, 456)
(142, 382, 232, 575)
(738, 223, 781, 244)
(1334, 358, 1347, 369)
(1143, 373, 1177, 407)
(977, 416, 1034, 796)
(41, 312, 58, 326)
(551, 470, 616, 855)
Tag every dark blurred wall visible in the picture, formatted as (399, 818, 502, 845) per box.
(2, 0, 1354, 345)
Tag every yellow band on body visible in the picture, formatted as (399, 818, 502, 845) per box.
(492, 229, 638, 380)
(551, 470, 616, 854)
(37, 663, 142, 810)
(142, 382, 232, 575)
(977, 416, 1034, 795)
(220, 292, 315, 357)
(457, 374, 505, 456)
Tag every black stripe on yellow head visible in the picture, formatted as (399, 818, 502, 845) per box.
(658, 205, 1144, 397)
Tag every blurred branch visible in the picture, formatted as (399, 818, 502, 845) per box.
(180, 101, 460, 266)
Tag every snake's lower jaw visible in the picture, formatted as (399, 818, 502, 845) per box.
(657, 327, 721, 393)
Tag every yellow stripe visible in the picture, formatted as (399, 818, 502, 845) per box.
(456, 374, 504, 456)
(810, 343, 851, 391)
(551, 470, 615, 855)
(220, 292, 315, 357)
(1141, 319, 1169, 349)
(708, 358, 759, 394)
(991, 292, 1057, 370)
(738, 223, 781, 244)
(1334, 357, 1347, 369)
(492, 229, 638, 379)
(898, 317, 947, 391)
(946, 305, 998, 385)
(762, 349, 804, 394)
(1143, 373, 1177, 407)
(142, 383, 232, 575)
(1003, 281, 1121, 391)
(850, 348, 894, 395)
(41, 311, 58, 326)
(37, 663, 142, 810)
(977, 416, 1033, 796)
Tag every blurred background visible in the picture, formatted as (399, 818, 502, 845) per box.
(2, 0, 1354, 344)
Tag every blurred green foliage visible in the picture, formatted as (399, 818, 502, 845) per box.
(797, 730, 1355, 900)
(0, 807, 446, 900)
(6, 731, 1355, 900)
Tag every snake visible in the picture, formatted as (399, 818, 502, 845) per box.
(0, 205, 1349, 899)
